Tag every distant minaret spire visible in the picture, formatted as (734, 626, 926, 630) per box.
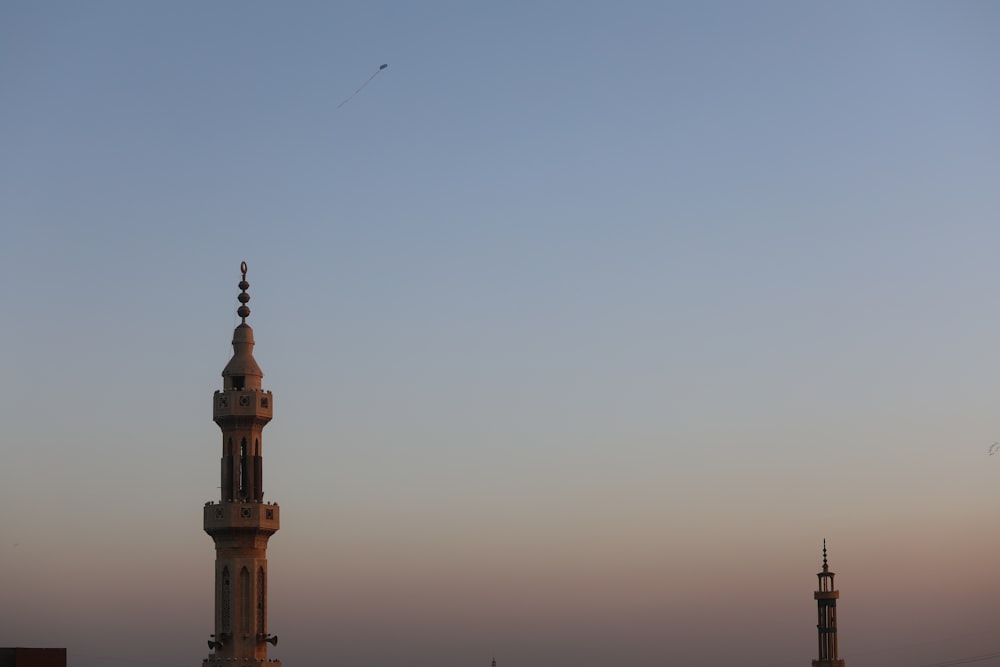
(811, 540, 845, 667)
(237, 261, 250, 323)
(203, 262, 281, 667)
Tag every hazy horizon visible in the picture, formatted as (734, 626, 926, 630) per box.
(2, 2, 999, 666)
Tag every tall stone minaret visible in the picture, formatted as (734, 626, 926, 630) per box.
(203, 262, 281, 667)
(812, 540, 845, 667)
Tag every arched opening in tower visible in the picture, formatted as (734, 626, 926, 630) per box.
(240, 438, 248, 500)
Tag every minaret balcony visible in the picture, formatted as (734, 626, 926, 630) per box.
(214, 390, 273, 421)
(204, 501, 280, 533)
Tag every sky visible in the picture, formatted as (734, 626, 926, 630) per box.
(1, 2, 999, 666)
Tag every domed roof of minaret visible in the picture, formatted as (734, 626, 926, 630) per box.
(222, 261, 264, 389)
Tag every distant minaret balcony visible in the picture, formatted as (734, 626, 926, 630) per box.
(204, 501, 280, 534)
(214, 389, 274, 421)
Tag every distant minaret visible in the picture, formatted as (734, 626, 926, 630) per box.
(203, 262, 281, 667)
(812, 540, 845, 667)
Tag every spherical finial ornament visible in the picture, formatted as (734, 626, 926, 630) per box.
(237, 261, 251, 323)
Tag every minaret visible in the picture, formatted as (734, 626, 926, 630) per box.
(812, 540, 845, 667)
(203, 262, 281, 667)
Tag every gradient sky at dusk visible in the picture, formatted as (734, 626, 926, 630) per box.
(2, 2, 1000, 666)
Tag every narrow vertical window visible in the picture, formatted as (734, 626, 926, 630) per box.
(223, 438, 235, 501)
(239, 438, 248, 499)
(241, 567, 251, 633)
(257, 567, 266, 635)
(221, 567, 232, 633)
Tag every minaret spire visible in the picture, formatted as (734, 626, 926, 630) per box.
(238, 260, 251, 323)
(812, 540, 845, 667)
(203, 262, 281, 667)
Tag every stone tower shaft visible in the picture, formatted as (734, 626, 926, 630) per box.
(203, 262, 281, 667)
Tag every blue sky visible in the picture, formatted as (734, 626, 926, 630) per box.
(2, 3, 1000, 666)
